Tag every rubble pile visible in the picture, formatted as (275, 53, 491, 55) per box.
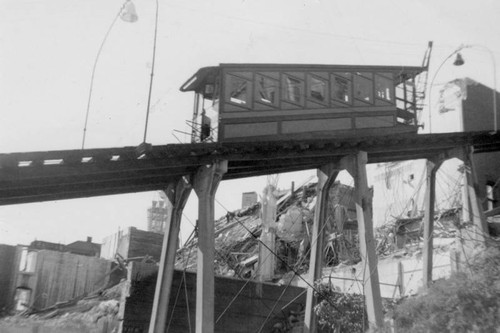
(375, 207, 460, 256)
(175, 181, 361, 280)
(0, 281, 123, 332)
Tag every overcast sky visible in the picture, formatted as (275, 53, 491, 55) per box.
(0, 0, 499, 246)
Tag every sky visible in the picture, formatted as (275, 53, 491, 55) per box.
(0, 0, 499, 246)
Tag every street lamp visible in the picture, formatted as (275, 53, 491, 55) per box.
(81, 0, 138, 150)
(428, 44, 497, 133)
(142, 0, 159, 144)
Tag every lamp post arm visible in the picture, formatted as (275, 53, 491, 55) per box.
(427, 47, 463, 133)
(81, 4, 128, 150)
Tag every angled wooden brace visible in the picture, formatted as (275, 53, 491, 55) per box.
(149, 176, 192, 333)
(449, 146, 488, 244)
(342, 151, 384, 330)
(304, 163, 339, 333)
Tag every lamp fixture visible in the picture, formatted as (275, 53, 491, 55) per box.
(428, 44, 497, 133)
(453, 53, 465, 66)
(120, 1, 139, 23)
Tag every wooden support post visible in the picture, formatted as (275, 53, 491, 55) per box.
(397, 261, 405, 298)
(464, 147, 488, 244)
(304, 164, 338, 333)
(257, 184, 278, 282)
(422, 158, 440, 288)
(452, 146, 488, 245)
(343, 151, 384, 329)
(193, 161, 227, 333)
(149, 177, 192, 333)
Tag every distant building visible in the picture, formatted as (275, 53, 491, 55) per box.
(0, 239, 113, 313)
(432, 78, 500, 209)
(0, 244, 16, 310)
(30, 240, 65, 252)
(29, 237, 100, 257)
(371, 78, 500, 227)
(147, 200, 169, 233)
(101, 227, 163, 262)
(66, 236, 101, 257)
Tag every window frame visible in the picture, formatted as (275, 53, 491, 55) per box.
(224, 73, 253, 108)
(353, 72, 374, 104)
(307, 74, 329, 106)
(374, 73, 395, 102)
(254, 73, 280, 107)
(331, 73, 353, 105)
(282, 74, 305, 106)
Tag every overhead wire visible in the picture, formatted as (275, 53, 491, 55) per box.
(214, 174, 369, 328)
(213, 191, 347, 318)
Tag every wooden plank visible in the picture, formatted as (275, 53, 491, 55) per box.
(193, 161, 227, 333)
(149, 178, 192, 333)
(343, 151, 384, 329)
(422, 159, 440, 287)
(122, 267, 306, 333)
(257, 184, 277, 282)
(304, 164, 338, 333)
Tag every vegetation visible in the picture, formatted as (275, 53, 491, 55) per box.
(393, 245, 500, 333)
(314, 283, 368, 333)
(314, 245, 500, 333)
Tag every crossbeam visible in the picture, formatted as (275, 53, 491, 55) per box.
(1, 131, 500, 205)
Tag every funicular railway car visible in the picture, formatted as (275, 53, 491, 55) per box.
(180, 61, 428, 143)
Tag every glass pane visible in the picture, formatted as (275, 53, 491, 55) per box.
(256, 75, 278, 105)
(332, 76, 351, 103)
(375, 74, 393, 101)
(309, 76, 327, 102)
(353, 75, 373, 102)
(285, 76, 303, 104)
(226, 75, 248, 105)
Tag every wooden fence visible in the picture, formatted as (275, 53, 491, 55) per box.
(120, 262, 307, 333)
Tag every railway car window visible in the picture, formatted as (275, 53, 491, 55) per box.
(354, 74, 373, 103)
(332, 75, 352, 104)
(225, 75, 251, 106)
(255, 74, 278, 105)
(375, 74, 394, 101)
(308, 75, 327, 103)
(284, 75, 304, 104)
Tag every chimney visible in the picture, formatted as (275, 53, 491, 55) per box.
(87, 236, 92, 243)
